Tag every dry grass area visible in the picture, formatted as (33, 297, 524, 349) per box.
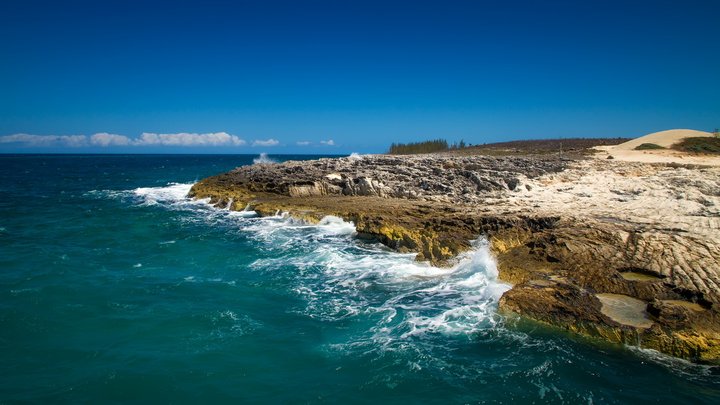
(445, 138, 630, 157)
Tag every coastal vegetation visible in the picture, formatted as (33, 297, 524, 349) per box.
(634, 143, 665, 150)
(453, 138, 630, 157)
(388, 138, 630, 156)
(388, 139, 466, 154)
(388, 139, 448, 154)
(673, 137, 720, 154)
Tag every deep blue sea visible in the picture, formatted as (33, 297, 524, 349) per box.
(1, 154, 719, 403)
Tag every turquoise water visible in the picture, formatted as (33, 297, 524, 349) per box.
(1, 154, 718, 403)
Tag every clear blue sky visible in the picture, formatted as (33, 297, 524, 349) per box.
(1, 0, 719, 153)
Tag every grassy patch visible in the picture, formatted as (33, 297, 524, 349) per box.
(634, 143, 665, 150)
(673, 137, 720, 154)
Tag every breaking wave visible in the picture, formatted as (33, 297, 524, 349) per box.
(132, 182, 195, 206)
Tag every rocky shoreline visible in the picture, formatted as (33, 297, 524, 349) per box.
(189, 153, 720, 363)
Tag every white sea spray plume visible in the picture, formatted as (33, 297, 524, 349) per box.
(253, 153, 277, 164)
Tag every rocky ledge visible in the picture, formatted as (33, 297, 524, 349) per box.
(189, 154, 720, 363)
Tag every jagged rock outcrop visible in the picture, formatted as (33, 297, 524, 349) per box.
(189, 154, 720, 363)
(193, 154, 566, 203)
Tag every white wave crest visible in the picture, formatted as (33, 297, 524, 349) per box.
(253, 153, 277, 164)
(317, 215, 356, 236)
(132, 182, 195, 206)
(347, 152, 363, 160)
(228, 210, 259, 218)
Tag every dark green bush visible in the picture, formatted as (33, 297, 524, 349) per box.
(673, 137, 720, 154)
(634, 143, 665, 150)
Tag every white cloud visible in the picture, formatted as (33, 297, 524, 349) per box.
(252, 138, 280, 147)
(137, 132, 246, 146)
(90, 133, 132, 146)
(296, 141, 311, 146)
(0, 131, 248, 148)
(0, 133, 88, 147)
(320, 139, 335, 146)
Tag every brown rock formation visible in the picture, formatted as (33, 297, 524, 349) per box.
(189, 154, 720, 363)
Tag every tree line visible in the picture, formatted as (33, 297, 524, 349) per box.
(388, 139, 466, 154)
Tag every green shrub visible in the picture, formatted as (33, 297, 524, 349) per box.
(673, 137, 720, 154)
(634, 143, 665, 150)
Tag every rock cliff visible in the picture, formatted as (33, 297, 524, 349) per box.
(189, 154, 720, 363)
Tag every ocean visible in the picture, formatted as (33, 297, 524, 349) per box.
(1, 154, 718, 403)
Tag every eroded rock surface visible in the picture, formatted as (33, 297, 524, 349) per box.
(189, 154, 720, 363)
(195, 154, 565, 202)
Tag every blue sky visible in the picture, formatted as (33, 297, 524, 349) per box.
(1, 0, 719, 153)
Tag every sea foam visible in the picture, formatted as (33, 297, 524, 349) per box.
(132, 182, 195, 206)
(124, 181, 510, 349)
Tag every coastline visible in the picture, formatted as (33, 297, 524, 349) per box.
(189, 152, 720, 363)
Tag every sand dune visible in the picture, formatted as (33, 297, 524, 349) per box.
(613, 129, 713, 150)
(593, 129, 719, 165)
